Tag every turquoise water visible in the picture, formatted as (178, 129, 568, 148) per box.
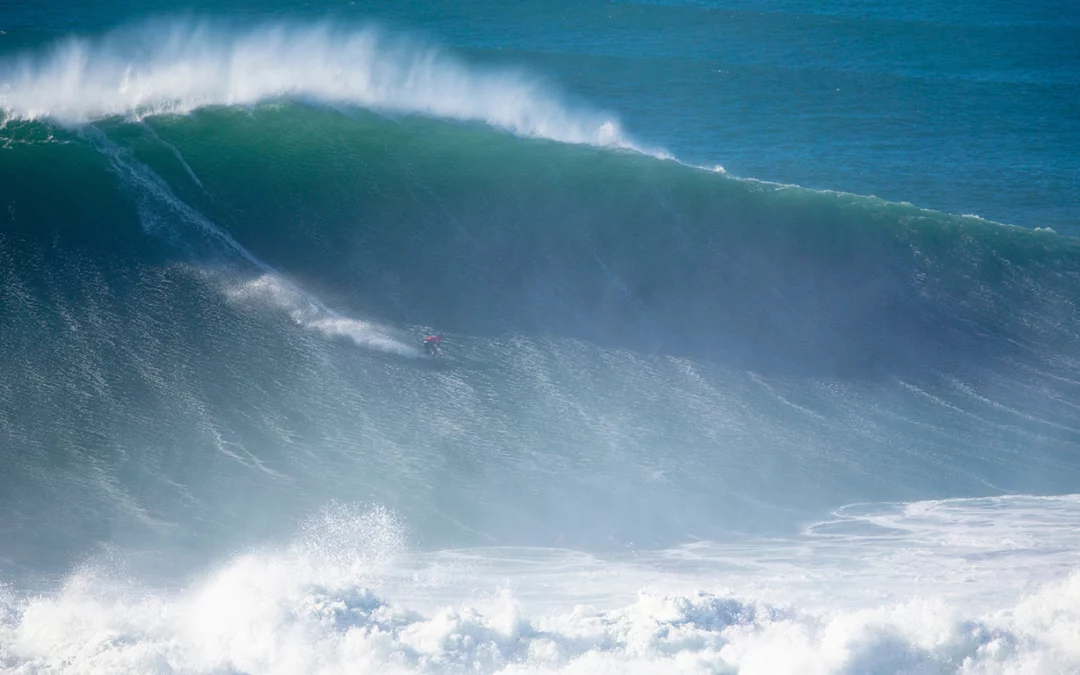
(0, 4, 1079, 673)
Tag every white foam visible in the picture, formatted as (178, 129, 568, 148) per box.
(3, 498, 1080, 674)
(0, 20, 648, 151)
(226, 274, 419, 357)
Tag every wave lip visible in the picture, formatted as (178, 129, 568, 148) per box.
(0, 20, 646, 151)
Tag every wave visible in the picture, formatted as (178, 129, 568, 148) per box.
(0, 20, 646, 151)
(1, 28, 1080, 675)
(1, 100, 1078, 577)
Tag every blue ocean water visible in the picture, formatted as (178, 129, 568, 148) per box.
(0, 1, 1078, 673)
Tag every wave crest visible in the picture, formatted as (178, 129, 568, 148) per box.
(0, 19, 645, 150)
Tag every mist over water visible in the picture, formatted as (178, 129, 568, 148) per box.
(1, 12, 1079, 675)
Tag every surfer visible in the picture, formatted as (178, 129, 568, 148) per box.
(423, 334, 442, 358)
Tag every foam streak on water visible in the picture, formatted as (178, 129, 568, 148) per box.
(226, 274, 419, 357)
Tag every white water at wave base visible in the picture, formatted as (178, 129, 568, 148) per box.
(2, 497, 1079, 675)
(0, 20, 647, 151)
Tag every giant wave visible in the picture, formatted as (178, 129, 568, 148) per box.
(1, 19, 1079, 674)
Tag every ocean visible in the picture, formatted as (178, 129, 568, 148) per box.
(0, 2, 1078, 673)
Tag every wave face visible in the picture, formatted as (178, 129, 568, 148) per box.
(1, 20, 1079, 674)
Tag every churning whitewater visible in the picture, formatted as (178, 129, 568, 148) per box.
(1, 17, 1079, 675)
